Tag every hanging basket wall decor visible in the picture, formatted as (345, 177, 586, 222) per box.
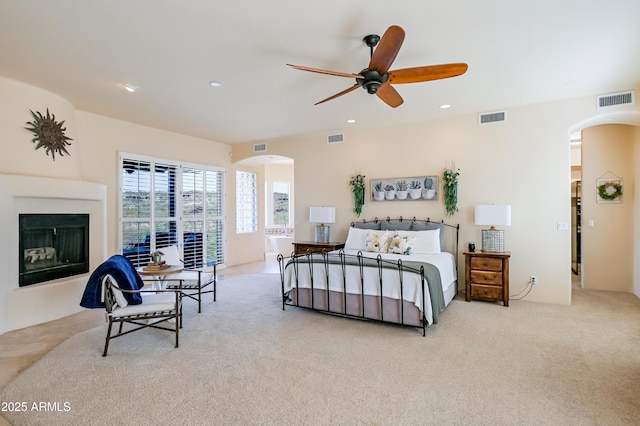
(442, 166, 460, 217)
(349, 173, 366, 217)
(25, 108, 73, 161)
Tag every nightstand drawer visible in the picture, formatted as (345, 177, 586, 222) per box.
(470, 284, 503, 301)
(470, 270, 503, 285)
(470, 256, 503, 271)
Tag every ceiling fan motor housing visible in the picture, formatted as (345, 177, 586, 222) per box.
(358, 69, 388, 94)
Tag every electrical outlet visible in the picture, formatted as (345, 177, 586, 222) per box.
(531, 275, 537, 285)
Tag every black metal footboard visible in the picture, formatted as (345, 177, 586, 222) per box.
(278, 250, 429, 336)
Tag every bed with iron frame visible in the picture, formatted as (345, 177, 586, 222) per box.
(278, 217, 459, 336)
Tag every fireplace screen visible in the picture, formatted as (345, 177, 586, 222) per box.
(19, 214, 90, 287)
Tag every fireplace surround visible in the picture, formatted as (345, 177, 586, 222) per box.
(0, 174, 106, 334)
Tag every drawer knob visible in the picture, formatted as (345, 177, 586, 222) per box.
(484, 289, 489, 294)
(483, 261, 488, 266)
(484, 274, 489, 280)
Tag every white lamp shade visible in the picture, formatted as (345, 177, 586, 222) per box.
(309, 207, 336, 224)
(475, 204, 511, 227)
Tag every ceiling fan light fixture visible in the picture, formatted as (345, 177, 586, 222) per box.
(363, 80, 382, 94)
(346, 119, 356, 123)
(123, 84, 140, 93)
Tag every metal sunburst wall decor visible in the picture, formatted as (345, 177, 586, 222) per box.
(25, 108, 73, 160)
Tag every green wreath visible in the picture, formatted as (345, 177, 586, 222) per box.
(597, 181, 623, 201)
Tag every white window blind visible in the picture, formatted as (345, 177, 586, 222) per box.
(120, 154, 225, 268)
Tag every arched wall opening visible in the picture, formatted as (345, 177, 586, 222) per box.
(233, 154, 295, 261)
(568, 111, 640, 297)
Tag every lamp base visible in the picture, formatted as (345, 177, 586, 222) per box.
(314, 225, 330, 243)
(481, 229, 505, 252)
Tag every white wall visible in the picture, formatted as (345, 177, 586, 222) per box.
(0, 77, 83, 179)
(634, 127, 640, 296)
(581, 125, 635, 292)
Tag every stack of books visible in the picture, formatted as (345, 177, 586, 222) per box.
(143, 261, 170, 272)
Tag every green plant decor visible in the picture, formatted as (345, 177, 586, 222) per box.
(443, 167, 460, 216)
(349, 173, 366, 217)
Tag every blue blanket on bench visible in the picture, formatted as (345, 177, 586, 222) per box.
(80, 255, 145, 308)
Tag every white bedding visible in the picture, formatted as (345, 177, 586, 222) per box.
(282, 250, 457, 325)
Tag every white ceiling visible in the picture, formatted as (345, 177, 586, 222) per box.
(1, 0, 639, 145)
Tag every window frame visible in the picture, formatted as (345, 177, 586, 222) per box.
(119, 152, 225, 268)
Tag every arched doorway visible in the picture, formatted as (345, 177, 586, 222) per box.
(568, 111, 640, 295)
(234, 154, 295, 262)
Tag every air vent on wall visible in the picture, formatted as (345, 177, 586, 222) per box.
(479, 111, 507, 125)
(253, 143, 267, 152)
(597, 91, 634, 109)
(327, 133, 345, 144)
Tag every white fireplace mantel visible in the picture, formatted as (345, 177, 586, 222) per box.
(0, 174, 107, 335)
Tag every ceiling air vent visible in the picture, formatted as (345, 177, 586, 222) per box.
(597, 91, 634, 109)
(479, 111, 507, 125)
(327, 133, 345, 144)
(253, 143, 267, 153)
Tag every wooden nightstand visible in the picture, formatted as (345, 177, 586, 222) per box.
(464, 251, 510, 307)
(293, 241, 345, 254)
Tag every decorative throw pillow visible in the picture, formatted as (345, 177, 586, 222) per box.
(365, 230, 390, 253)
(387, 232, 415, 255)
(412, 229, 441, 254)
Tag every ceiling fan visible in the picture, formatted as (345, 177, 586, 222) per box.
(287, 25, 468, 108)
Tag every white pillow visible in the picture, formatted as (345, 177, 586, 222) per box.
(412, 229, 441, 254)
(344, 227, 369, 251)
(103, 274, 128, 308)
(158, 245, 181, 265)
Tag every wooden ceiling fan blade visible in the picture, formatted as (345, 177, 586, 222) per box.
(376, 83, 403, 108)
(388, 63, 468, 84)
(368, 25, 405, 74)
(287, 64, 364, 79)
(314, 84, 360, 105)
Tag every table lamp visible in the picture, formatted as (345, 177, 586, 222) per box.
(475, 204, 511, 252)
(309, 206, 335, 243)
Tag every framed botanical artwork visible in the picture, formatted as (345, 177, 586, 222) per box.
(371, 176, 438, 201)
(596, 178, 623, 203)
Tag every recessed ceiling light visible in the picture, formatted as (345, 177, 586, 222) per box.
(123, 84, 140, 93)
(346, 119, 356, 123)
(209, 81, 222, 87)
(440, 104, 451, 109)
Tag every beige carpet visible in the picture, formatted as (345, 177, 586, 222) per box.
(1, 273, 639, 425)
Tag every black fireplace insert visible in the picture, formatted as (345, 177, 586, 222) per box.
(19, 214, 90, 287)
